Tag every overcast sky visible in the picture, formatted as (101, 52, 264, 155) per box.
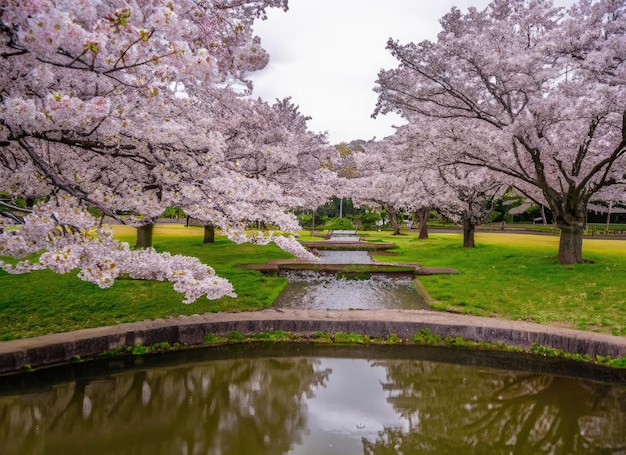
(249, 0, 575, 145)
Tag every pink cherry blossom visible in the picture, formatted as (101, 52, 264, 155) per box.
(0, 0, 339, 303)
(374, 0, 626, 263)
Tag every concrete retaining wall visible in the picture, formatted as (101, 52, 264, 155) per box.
(1, 309, 625, 374)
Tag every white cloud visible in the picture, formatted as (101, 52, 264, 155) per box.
(249, 0, 576, 144)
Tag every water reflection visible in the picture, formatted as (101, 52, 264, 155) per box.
(273, 272, 428, 310)
(364, 359, 626, 453)
(1, 346, 624, 454)
(289, 358, 410, 454)
(0, 354, 330, 455)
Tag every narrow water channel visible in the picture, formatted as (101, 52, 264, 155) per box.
(1, 345, 624, 454)
(327, 231, 361, 242)
(273, 272, 428, 310)
(273, 249, 428, 310)
(315, 250, 372, 264)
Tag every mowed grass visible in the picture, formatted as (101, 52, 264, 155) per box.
(2, 224, 625, 340)
(365, 231, 626, 336)
(0, 225, 292, 340)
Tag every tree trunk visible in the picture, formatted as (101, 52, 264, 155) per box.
(203, 224, 215, 243)
(463, 218, 475, 248)
(136, 223, 154, 249)
(417, 206, 430, 239)
(388, 208, 401, 235)
(605, 200, 613, 234)
(557, 223, 584, 264)
(547, 193, 587, 264)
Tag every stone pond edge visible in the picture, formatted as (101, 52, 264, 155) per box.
(1, 309, 626, 374)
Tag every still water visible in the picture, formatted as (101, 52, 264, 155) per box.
(327, 234, 362, 242)
(1, 344, 624, 454)
(317, 250, 372, 264)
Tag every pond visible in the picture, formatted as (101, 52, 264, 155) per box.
(1, 344, 624, 454)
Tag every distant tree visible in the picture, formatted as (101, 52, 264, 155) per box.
(350, 139, 418, 235)
(436, 164, 505, 247)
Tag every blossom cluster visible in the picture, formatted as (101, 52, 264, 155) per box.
(0, 198, 235, 303)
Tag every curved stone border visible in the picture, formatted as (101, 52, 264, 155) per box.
(1, 309, 626, 374)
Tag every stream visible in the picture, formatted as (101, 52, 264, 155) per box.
(273, 247, 429, 310)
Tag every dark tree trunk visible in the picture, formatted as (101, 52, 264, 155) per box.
(463, 218, 475, 248)
(557, 224, 584, 263)
(547, 193, 588, 264)
(136, 223, 154, 249)
(388, 208, 401, 235)
(203, 224, 215, 243)
(417, 206, 430, 239)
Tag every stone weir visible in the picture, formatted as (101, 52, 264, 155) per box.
(299, 240, 397, 251)
(237, 260, 425, 277)
(239, 237, 459, 277)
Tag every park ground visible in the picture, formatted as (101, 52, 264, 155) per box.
(1, 223, 625, 342)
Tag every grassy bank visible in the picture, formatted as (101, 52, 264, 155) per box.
(364, 231, 626, 336)
(1, 224, 625, 340)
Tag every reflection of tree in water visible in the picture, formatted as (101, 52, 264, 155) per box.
(363, 360, 626, 454)
(0, 357, 331, 455)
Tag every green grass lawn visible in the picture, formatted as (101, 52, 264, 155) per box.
(1, 224, 625, 340)
(364, 231, 626, 336)
(0, 225, 292, 340)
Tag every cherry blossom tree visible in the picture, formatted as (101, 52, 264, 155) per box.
(400, 123, 505, 247)
(436, 163, 505, 247)
(375, 0, 626, 264)
(179, 90, 337, 243)
(0, 0, 330, 304)
(211, 94, 338, 214)
(378, 125, 469, 242)
(352, 125, 503, 247)
(349, 138, 418, 235)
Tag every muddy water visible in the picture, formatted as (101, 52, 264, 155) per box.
(1, 345, 624, 455)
